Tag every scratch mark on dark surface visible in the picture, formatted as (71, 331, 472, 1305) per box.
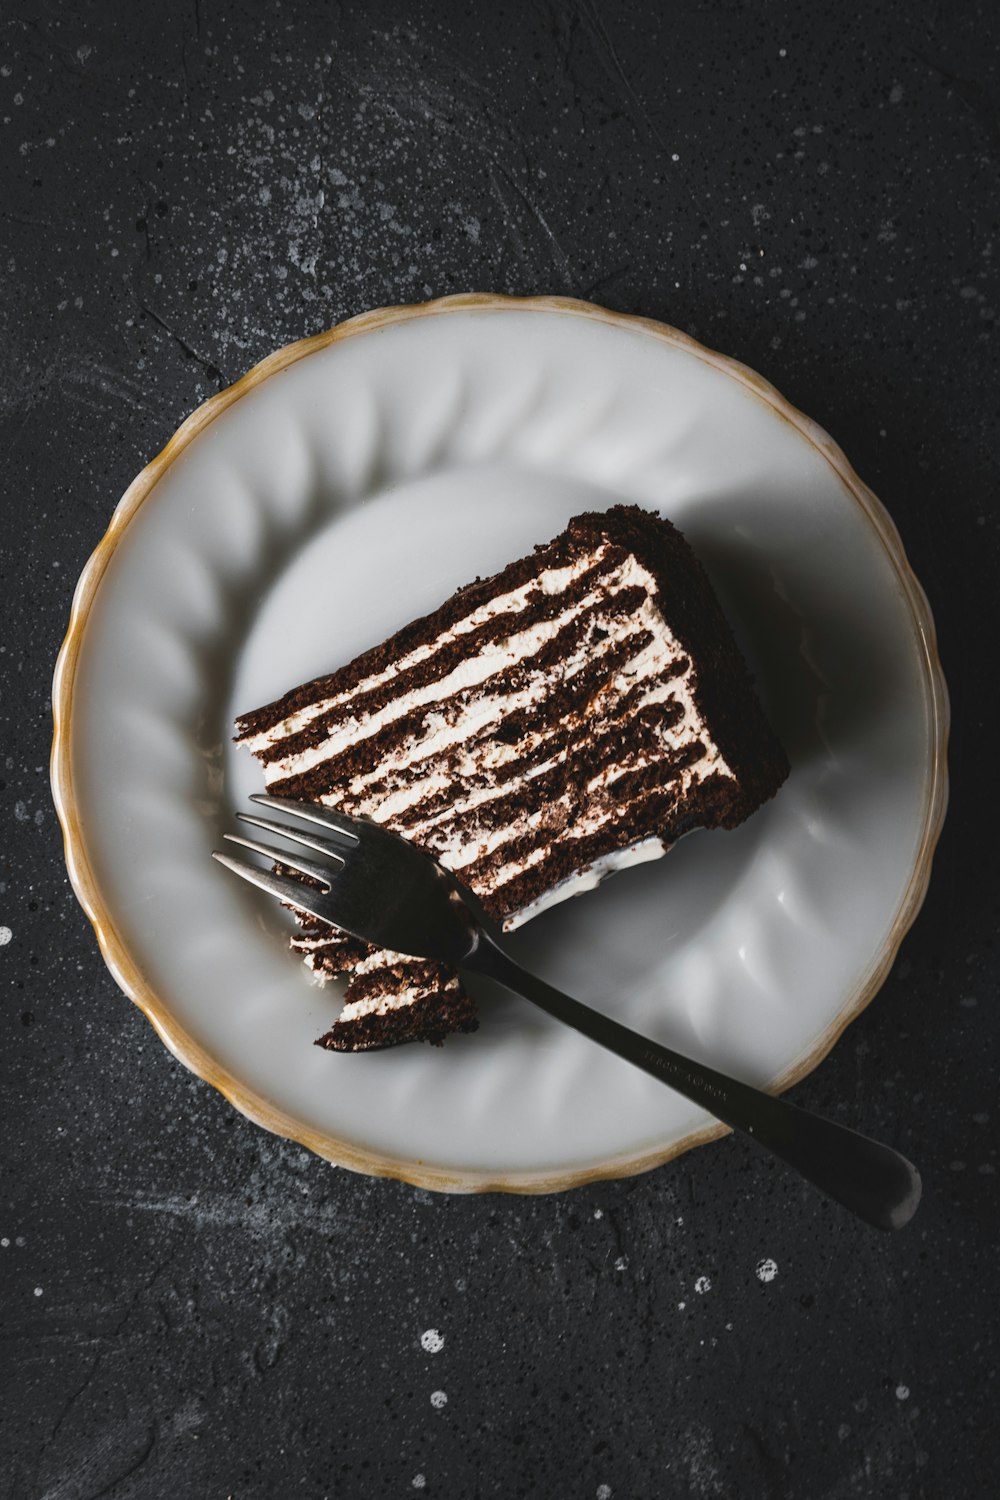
(42, 1257, 172, 1466)
(0, 207, 56, 231)
(905, 43, 1000, 158)
(78, 1426, 157, 1500)
(179, 22, 194, 123)
(575, 0, 709, 222)
(577, 0, 671, 153)
(546, 0, 582, 87)
(60, 355, 156, 416)
(135, 297, 223, 384)
(490, 163, 574, 289)
(9, 12, 85, 80)
(486, 165, 533, 274)
(582, 262, 633, 301)
(101, 1185, 352, 1239)
(741, 1421, 786, 1500)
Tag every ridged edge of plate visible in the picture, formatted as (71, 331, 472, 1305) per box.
(50, 293, 950, 1194)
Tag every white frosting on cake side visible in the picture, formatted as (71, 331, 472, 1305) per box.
(502, 837, 669, 930)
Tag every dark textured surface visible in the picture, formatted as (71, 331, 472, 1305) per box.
(2, 1, 997, 1496)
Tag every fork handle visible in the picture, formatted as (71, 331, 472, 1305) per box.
(463, 938, 920, 1232)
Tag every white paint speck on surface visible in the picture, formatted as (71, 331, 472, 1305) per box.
(677, 1301, 686, 1311)
(896, 1385, 910, 1401)
(694, 1276, 711, 1294)
(420, 1328, 444, 1354)
(33, 1286, 42, 1297)
(614, 1256, 628, 1272)
(593, 1208, 603, 1219)
(597, 1486, 612, 1499)
(1, 1238, 9, 1247)
(412, 1477, 426, 1491)
(0, 926, 12, 946)
(756, 1257, 778, 1283)
(430, 1389, 448, 1410)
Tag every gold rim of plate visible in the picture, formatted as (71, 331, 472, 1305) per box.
(50, 293, 951, 1194)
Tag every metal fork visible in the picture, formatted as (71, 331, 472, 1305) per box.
(213, 795, 921, 1231)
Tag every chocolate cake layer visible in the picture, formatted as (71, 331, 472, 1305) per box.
(236, 505, 789, 1050)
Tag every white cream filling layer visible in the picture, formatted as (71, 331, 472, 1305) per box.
(503, 837, 669, 930)
(300, 942, 463, 1020)
(337, 974, 462, 1022)
(241, 546, 608, 755)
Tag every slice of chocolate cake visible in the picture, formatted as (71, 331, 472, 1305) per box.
(235, 505, 788, 1051)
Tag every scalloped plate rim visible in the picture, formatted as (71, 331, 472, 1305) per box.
(50, 293, 950, 1194)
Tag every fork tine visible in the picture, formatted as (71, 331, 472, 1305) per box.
(249, 793, 361, 844)
(211, 850, 334, 924)
(222, 832, 341, 887)
(237, 809, 352, 863)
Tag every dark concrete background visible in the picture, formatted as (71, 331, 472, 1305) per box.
(2, 1, 998, 1496)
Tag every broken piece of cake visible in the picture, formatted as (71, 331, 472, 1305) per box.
(235, 505, 789, 1051)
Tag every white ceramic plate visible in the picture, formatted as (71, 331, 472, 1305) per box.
(52, 296, 948, 1192)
